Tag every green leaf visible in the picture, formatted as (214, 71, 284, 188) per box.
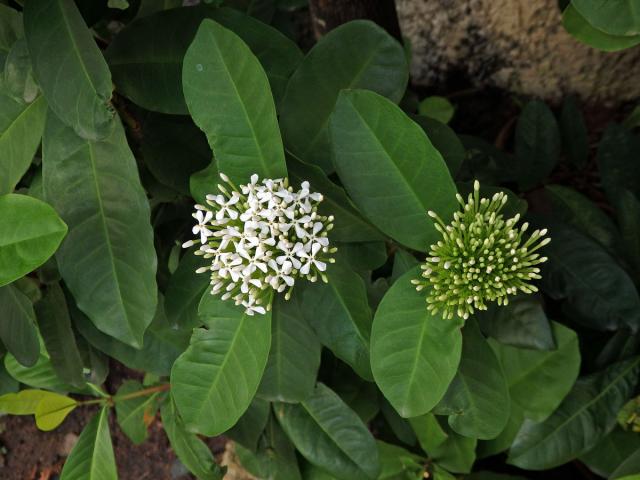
(165, 250, 210, 329)
(0, 388, 61, 414)
(0, 94, 46, 195)
(0, 4, 23, 67)
(546, 184, 620, 253)
(418, 96, 455, 124)
(300, 260, 373, 380)
(580, 427, 640, 477)
(35, 390, 77, 431)
(379, 398, 417, 447)
(477, 407, 525, 458)
(0, 284, 40, 366)
(563, 5, 640, 51)
(376, 441, 425, 480)
(412, 115, 465, 176)
(336, 241, 387, 273)
(611, 449, 640, 479)
(4, 345, 88, 393)
(330, 89, 458, 251)
(4, 39, 39, 104)
(182, 18, 286, 183)
(508, 356, 640, 470)
(490, 321, 580, 422)
(435, 319, 510, 440)
(190, 161, 219, 205)
(597, 124, 640, 202)
(430, 421, 477, 474)
(60, 407, 117, 480)
(171, 296, 272, 436)
(115, 380, 158, 444)
(235, 415, 302, 480)
(107, 6, 301, 113)
(371, 266, 462, 417)
(571, 0, 640, 36)
(615, 189, 640, 274)
(476, 294, 555, 351)
(0, 193, 67, 287)
(287, 156, 383, 243)
(275, 383, 380, 480)
(24, 0, 114, 140)
(227, 397, 270, 451)
(390, 249, 419, 284)
(514, 100, 560, 190)
(161, 399, 224, 480)
(42, 113, 157, 348)
(35, 283, 85, 388)
(259, 292, 321, 402)
(559, 96, 588, 167)
(280, 20, 408, 172)
(409, 413, 448, 453)
(141, 113, 211, 195)
(540, 220, 640, 331)
(73, 295, 190, 377)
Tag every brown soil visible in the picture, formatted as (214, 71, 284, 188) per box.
(0, 360, 228, 480)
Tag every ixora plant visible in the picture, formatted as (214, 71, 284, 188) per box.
(1, 1, 640, 480)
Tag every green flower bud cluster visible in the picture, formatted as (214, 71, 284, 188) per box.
(412, 181, 550, 320)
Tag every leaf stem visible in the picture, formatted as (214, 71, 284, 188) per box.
(78, 383, 170, 407)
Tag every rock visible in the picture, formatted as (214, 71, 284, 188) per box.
(396, 0, 640, 104)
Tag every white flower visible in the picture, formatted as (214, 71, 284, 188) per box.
(184, 173, 336, 315)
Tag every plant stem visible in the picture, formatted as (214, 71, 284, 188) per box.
(78, 383, 170, 407)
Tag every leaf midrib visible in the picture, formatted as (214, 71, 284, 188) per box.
(511, 357, 640, 461)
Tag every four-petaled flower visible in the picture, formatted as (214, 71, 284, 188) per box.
(183, 173, 336, 315)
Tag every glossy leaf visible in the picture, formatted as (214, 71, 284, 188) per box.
(141, 113, 211, 195)
(580, 427, 640, 477)
(376, 441, 425, 480)
(559, 96, 588, 168)
(477, 294, 555, 351)
(571, 0, 640, 36)
(409, 413, 448, 454)
(540, 221, 640, 331)
(546, 184, 620, 253)
(60, 407, 117, 480)
(435, 319, 510, 440)
(508, 356, 640, 470)
(106, 6, 302, 113)
(491, 321, 580, 422)
(73, 296, 190, 377)
(42, 114, 157, 348)
(597, 124, 640, 201)
(418, 96, 455, 124)
(564, 4, 640, 50)
(615, 189, 640, 274)
(235, 415, 302, 480)
(3, 39, 39, 104)
(165, 250, 210, 329)
(115, 380, 158, 444)
(161, 399, 224, 480)
(280, 20, 408, 172)
(35, 283, 85, 387)
(371, 267, 463, 417)
(0, 284, 40, 367)
(275, 383, 380, 480)
(300, 260, 373, 380)
(227, 397, 270, 451)
(24, 0, 114, 140)
(287, 156, 383, 243)
(171, 296, 271, 435)
(514, 100, 560, 190)
(35, 390, 77, 431)
(0, 4, 22, 67)
(0, 94, 47, 195)
(182, 19, 286, 183)
(259, 292, 321, 402)
(430, 422, 477, 474)
(413, 115, 465, 176)
(330, 89, 458, 251)
(0, 193, 67, 287)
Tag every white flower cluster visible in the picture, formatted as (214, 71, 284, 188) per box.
(183, 173, 335, 315)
